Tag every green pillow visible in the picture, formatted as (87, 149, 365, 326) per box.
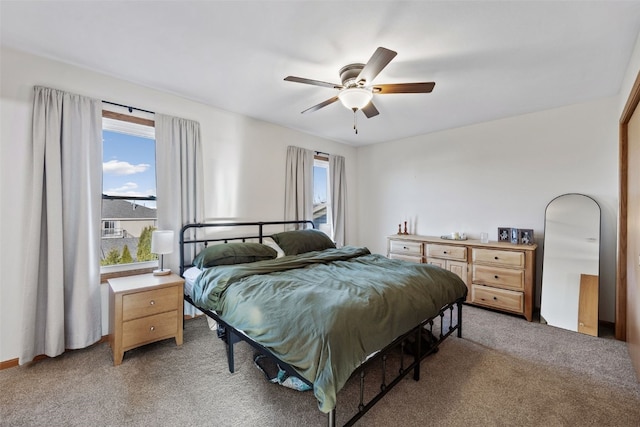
(193, 243, 277, 268)
(271, 229, 336, 256)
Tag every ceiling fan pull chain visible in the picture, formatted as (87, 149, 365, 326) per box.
(353, 108, 358, 134)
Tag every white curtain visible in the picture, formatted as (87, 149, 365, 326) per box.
(329, 154, 347, 247)
(155, 114, 204, 317)
(284, 146, 314, 227)
(20, 86, 103, 365)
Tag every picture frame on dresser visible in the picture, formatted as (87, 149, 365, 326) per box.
(498, 227, 511, 242)
(519, 229, 534, 245)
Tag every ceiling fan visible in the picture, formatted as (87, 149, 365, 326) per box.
(284, 47, 435, 133)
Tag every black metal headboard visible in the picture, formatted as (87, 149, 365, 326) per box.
(179, 220, 315, 276)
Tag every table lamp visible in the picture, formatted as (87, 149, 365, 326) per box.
(151, 230, 174, 276)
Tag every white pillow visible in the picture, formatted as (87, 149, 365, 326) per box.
(263, 237, 285, 258)
(183, 266, 202, 282)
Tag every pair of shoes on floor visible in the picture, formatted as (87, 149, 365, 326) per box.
(253, 353, 312, 392)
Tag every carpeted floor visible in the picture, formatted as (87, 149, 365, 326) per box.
(1, 305, 639, 426)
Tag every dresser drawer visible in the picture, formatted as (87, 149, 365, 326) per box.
(122, 310, 179, 349)
(472, 285, 524, 314)
(472, 265, 524, 291)
(389, 240, 423, 257)
(426, 244, 466, 261)
(472, 248, 524, 268)
(122, 286, 181, 321)
(389, 253, 422, 263)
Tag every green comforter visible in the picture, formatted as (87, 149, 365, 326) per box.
(190, 246, 467, 413)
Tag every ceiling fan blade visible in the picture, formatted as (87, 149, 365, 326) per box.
(284, 76, 343, 89)
(301, 96, 339, 114)
(356, 47, 397, 85)
(361, 102, 379, 118)
(373, 82, 435, 94)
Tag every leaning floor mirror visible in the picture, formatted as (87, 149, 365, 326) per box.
(540, 193, 601, 336)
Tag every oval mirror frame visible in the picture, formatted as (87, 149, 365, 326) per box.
(540, 193, 601, 334)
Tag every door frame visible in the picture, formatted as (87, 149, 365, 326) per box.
(617, 70, 640, 340)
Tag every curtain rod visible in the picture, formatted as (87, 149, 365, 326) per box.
(315, 150, 330, 157)
(102, 100, 154, 115)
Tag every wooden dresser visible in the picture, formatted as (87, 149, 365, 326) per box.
(108, 273, 184, 365)
(388, 235, 537, 321)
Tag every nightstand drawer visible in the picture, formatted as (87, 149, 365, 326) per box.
(389, 240, 422, 257)
(472, 248, 524, 268)
(472, 285, 523, 313)
(122, 310, 179, 349)
(426, 244, 466, 261)
(472, 265, 524, 291)
(122, 286, 180, 321)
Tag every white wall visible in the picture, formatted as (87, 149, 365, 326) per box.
(356, 97, 619, 322)
(0, 47, 357, 362)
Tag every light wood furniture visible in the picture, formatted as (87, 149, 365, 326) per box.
(388, 238, 423, 263)
(388, 235, 537, 321)
(425, 243, 469, 290)
(108, 273, 184, 366)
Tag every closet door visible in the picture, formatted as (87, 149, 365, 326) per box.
(624, 100, 640, 375)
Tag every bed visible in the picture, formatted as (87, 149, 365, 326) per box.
(179, 221, 467, 426)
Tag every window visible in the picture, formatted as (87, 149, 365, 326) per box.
(101, 111, 157, 269)
(313, 156, 331, 235)
(102, 220, 118, 237)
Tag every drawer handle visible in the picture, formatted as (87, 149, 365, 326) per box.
(494, 275, 499, 279)
(403, 246, 408, 250)
(493, 296, 498, 301)
(150, 326, 155, 332)
(443, 251, 448, 254)
(494, 256, 499, 260)
(149, 300, 155, 306)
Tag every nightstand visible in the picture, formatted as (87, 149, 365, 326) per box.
(108, 272, 184, 365)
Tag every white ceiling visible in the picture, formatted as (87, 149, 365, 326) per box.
(2, 1, 640, 146)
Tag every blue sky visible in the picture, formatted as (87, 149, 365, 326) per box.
(313, 165, 327, 204)
(102, 130, 156, 203)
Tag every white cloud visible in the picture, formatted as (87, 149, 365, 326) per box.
(103, 159, 150, 175)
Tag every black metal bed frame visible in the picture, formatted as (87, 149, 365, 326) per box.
(179, 221, 464, 427)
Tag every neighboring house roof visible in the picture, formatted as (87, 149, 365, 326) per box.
(102, 199, 156, 220)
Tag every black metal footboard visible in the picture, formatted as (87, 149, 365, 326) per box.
(334, 297, 464, 427)
(184, 294, 463, 427)
(180, 221, 464, 426)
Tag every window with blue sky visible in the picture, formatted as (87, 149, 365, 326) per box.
(313, 157, 329, 231)
(101, 117, 157, 267)
(103, 130, 156, 205)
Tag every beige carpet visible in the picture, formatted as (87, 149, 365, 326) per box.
(1, 305, 639, 426)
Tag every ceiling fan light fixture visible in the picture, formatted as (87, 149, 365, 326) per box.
(338, 87, 373, 110)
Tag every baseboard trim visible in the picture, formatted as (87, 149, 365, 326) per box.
(0, 335, 110, 371)
(0, 320, 204, 370)
(0, 358, 19, 370)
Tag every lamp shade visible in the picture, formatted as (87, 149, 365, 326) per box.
(338, 87, 373, 110)
(151, 230, 174, 276)
(151, 230, 174, 255)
